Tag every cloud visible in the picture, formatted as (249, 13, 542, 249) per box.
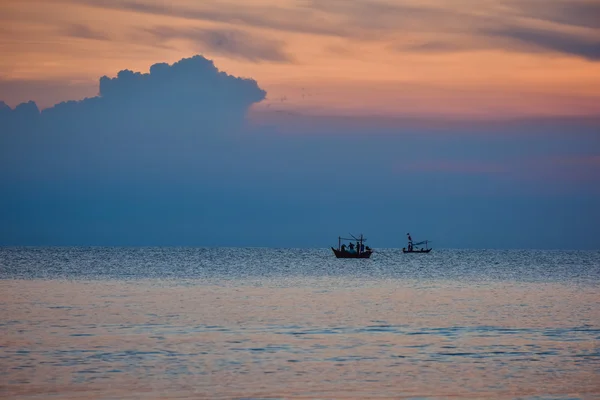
(401, 41, 475, 54)
(94, 54, 266, 109)
(308, 0, 600, 60)
(61, 23, 109, 40)
(78, 0, 348, 38)
(146, 27, 291, 63)
(308, 0, 600, 32)
(1, 54, 266, 184)
(507, 0, 600, 29)
(307, 0, 468, 34)
(69, 0, 600, 61)
(401, 26, 600, 60)
(484, 25, 600, 61)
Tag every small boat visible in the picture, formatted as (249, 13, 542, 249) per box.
(403, 236, 432, 253)
(402, 247, 432, 254)
(331, 234, 373, 259)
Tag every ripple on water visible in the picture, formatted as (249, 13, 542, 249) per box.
(1, 248, 599, 398)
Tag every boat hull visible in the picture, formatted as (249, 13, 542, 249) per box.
(331, 248, 373, 258)
(402, 249, 432, 253)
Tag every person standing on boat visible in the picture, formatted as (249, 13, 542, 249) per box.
(407, 233, 413, 251)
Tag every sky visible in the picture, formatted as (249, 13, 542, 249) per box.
(1, 0, 599, 249)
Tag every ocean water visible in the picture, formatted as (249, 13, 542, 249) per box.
(1, 248, 599, 399)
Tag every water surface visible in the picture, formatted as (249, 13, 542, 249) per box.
(1, 248, 599, 399)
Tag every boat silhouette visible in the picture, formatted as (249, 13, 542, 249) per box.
(403, 234, 432, 253)
(331, 234, 373, 258)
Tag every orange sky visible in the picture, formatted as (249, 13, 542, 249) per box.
(1, 0, 600, 118)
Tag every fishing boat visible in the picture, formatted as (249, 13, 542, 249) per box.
(403, 239, 432, 253)
(331, 234, 373, 258)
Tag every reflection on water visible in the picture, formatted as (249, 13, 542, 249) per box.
(1, 248, 599, 399)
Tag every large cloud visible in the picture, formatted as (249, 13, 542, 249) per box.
(1, 54, 266, 131)
(0, 55, 266, 182)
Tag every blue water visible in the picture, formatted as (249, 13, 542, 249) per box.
(1, 248, 599, 399)
(1, 247, 599, 283)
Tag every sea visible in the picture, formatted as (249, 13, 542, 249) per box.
(1, 247, 599, 399)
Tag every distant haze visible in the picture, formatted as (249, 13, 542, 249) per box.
(1, 54, 599, 249)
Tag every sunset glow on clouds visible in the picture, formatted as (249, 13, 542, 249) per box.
(1, 0, 599, 118)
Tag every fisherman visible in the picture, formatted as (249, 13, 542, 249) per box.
(407, 233, 413, 251)
(348, 242, 355, 253)
(341, 244, 347, 252)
